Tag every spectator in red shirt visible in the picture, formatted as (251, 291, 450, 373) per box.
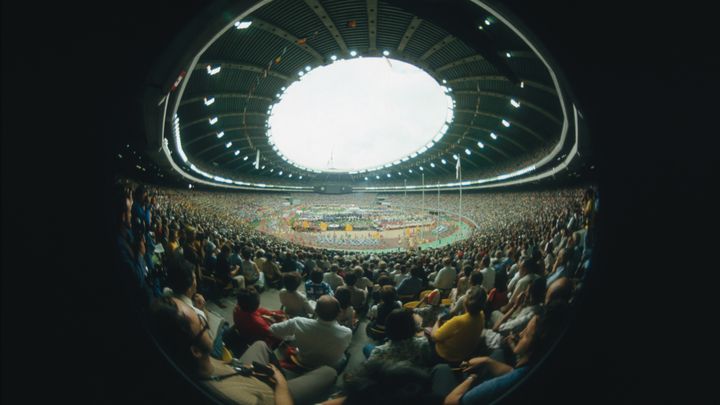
(232, 287, 286, 348)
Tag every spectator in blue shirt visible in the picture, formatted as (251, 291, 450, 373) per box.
(396, 266, 425, 301)
(305, 270, 333, 300)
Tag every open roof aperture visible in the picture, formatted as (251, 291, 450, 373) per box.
(267, 57, 451, 173)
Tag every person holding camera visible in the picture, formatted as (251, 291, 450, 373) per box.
(149, 296, 337, 405)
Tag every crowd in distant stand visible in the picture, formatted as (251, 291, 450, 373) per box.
(114, 179, 597, 405)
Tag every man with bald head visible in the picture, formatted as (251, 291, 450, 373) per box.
(148, 296, 337, 405)
(270, 295, 352, 371)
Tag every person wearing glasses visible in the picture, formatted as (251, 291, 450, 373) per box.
(149, 296, 337, 405)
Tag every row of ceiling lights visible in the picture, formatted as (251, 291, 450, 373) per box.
(186, 15, 525, 184)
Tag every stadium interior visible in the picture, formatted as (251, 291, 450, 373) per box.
(8, 0, 714, 403)
(111, 1, 598, 404)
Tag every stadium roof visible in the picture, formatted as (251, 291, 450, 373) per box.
(145, 0, 590, 191)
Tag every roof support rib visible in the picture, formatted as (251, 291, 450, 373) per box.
(367, 0, 378, 51)
(420, 34, 455, 61)
(435, 55, 485, 73)
(454, 90, 561, 125)
(304, 0, 348, 53)
(448, 76, 557, 96)
(252, 18, 324, 62)
(180, 112, 267, 130)
(455, 109, 545, 142)
(184, 126, 266, 147)
(397, 16, 422, 52)
(194, 62, 290, 81)
(180, 93, 273, 106)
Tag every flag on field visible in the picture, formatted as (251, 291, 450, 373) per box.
(455, 157, 461, 179)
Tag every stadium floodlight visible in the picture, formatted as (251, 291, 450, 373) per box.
(398, 172, 402, 176)
(206, 65, 221, 75)
(299, 176, 303, 179)
(506, 52, 511, 58)
(305, 66, 311, 72)
(234, 150, 240, 156)
(330, 55, 337, 61)
(453, 154, 459, 160)
(442, 79, 447, 84)
(510, 99, 520, 108)
(402, 157, 409, 162)
(419, 166, 424, 171)
(225, 142, 232, 148)
(441, 159, 447, 164)
(387, 173, 391, 177)
(350, 50, 357, 57)
(502, 119, 510, 127)
(281, 86, 286, 91)
(383, 50, 390, 56)
(520, 81, 525, 88)
(484, 18, 491, 26)
(298, 71, 304, 76)
(465, 148, 471, 155)
(408, 169, 413, 173)
(216, 131, 224, 138)
(490, 132, 498, 140)
(243, 156, 249, 161)
(209, 117, 218, 125)
(289, 174, 292, 178)
(365, 177, 368, 181)
(477, 25, 484, 30)
(430, 162, 435, 168)
(478, 141, 485, 148)
(376, 175, 380, 179)
(261, 165, 266, 170)
(279, 171, 283, 175)
(418, 146, 428, 154)
(203, 97, 215, 106)
(235, 21, 252, 29)
(270, 168, 274, 172)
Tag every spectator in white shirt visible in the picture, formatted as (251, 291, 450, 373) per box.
(430, 257, 457, 297)
(478, 255, 496, 293)
(322, 264, 345, 292)
(270, 295, 352, 370)
(279, 272, 315, 318)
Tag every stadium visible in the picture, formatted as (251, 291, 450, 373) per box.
(114, 0, 597, 404)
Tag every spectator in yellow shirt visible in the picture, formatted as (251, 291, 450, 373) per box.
(431, 286, 487, 363)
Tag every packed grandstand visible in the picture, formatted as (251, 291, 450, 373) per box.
(115, 181, 597, 405)
(111, 0, 600, 403)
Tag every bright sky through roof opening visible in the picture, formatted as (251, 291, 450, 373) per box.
(268, 57, 450, 173)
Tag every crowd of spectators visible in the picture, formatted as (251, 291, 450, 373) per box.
(115, 178, 597, 405)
